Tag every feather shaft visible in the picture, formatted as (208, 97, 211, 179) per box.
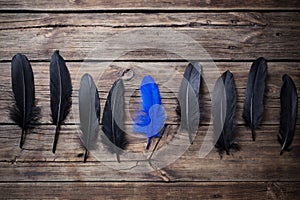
(50, 50, 72, 153)
(176, 62, 201, 144)
(79, 74, 100, 162)
(133, 75, 166, 150)
(102, 79, 127, 162)
(279, 74, 298, 155)
(84, 149, 88, 163)
(243, 57, 267, 141)
(10, 53, 40, 148)
(212, 70, 238, 156)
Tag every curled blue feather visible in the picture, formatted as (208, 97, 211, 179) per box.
(133, 75, 166, 149)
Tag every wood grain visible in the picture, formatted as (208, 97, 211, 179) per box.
(0, 62, 299, 124)
(1, 13, 300, 29)
(0, 0, 299, 11)
(0, 62, 299, 183)
(0, 125, 299, 181)
(0, 2, 299, 199)
(2, 182, 299, 200)
(0, 13, 299, 61)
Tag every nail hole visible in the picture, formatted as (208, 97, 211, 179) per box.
(121, 68, 135, 81)
(77, 153, 84, 157)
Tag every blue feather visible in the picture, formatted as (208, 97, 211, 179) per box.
(133, 75, 166, 149)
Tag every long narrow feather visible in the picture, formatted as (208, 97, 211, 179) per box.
(279, 74, 298, 155)
(212, 70, 239, 156)
(133, 75, 166, 150)
(176, 62, 201, 144)
(50, 50, 72, 153)
(10, 53, 40, 148)
(102, 79, 127, 162)
(243, 57, 267, 141)
(79, 74, 100, 162)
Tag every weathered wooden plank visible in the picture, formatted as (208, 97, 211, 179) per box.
(0, 161, 161, 182)
(0, 124, 299, 181)
(0, 99, 294, 125)
(1, 124, 300, 162)
(166, 127, 300, 182)
(0, 25, 299, 60)
(0, 2, 298, 198)
(0, 62, 299, 124)
(1, 12, 300, 30)
(0, 0, 299, 11)
(267, 182, 300, 199)
(0, 182, 292, 200)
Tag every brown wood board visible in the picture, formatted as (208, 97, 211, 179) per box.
(0, 5, 299, 200)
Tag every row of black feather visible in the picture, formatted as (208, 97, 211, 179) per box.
(10, 51, 127, 162)
(10, 51, 298, 162)
(10, 51, 72, 153)
(177, 57, 297, 156)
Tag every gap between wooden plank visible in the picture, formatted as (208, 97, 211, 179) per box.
(1, 9, 300, 13)
(0, 0, 299, 12)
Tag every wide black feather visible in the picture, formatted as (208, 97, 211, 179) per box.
(243, 57, 267, 141)
(10, 53, 40, 148)
(102, 79, 127, 162)
(212, 70, 239, 156)
(176, 62, 201, 144)
(50, 50, 72, 153)
(79, 74, 100, 162)
(279, 74, 298, 155)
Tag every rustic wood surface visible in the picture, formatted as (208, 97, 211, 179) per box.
(0, 12, 300, 61)
(0, 1, 299, 199)
(1, 182, 299, 199)
(0, 0, 299, 11)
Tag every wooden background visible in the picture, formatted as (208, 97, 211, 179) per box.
(0, 0, 300, 199)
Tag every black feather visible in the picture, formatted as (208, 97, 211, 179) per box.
(212, 70, 239, 156)
(243, 57, 267, 141)
(10, 53, 40, 148)
(50, 50, 72, 153)
(79, 74, 100, 162)
(176, 62, 201, 144)
(102, 79, 127, 162)
(279, 74, 298, 155)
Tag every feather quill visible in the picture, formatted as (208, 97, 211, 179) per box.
(133, 75, 166, 150)
(279, 74, 298, 155)
(212, 70, 239, 156)
(10, 53, 40, 148)
(79, 74, 100, 162)
(50, 50, 72, 153)
(176, 62, 201, 144)
(243, 57, 267, 141)
(102, 79, 127, 162)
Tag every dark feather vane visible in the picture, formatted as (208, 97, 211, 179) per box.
(176, 62, 201, 144)
(50, 50, 72, 153)
(102, 79, 127, 162)
(212, 70, 239, 156)
(133, 76, 166, 150)
(10, 53, 40, 148)
(243, 57, 267, 141)
(279, 74, 298, 155)
(79, 74, 100, 162)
